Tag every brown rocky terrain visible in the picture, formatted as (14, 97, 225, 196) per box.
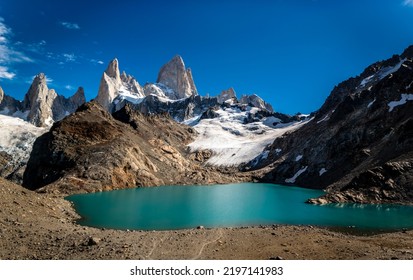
(23, 101, 246, 195)
(1, 177, 413, 260)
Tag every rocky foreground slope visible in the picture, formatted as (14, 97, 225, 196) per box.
(23, 102, 246, 194)
(252, 45, 413, 204)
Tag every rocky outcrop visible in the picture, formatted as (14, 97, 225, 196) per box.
(95, 58, 144, 112)
(23, 102, 243, 194)
(217, 88, 237, 104)
(0, 75, 85, 127)
(156, 55, 198, 99)
(0, 86, 23, 115)
(95, 59, 122, 111)
(23, 73, 57, 127)
(52, 87, 86, 122)
(239, 94, 274, 112)
(254, 45, 413, 204)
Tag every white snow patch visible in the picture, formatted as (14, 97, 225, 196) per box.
(316, 115, 329, 124)
(285, 166, 308, 184)
(388, 94, 413, 112)
(117, 85, 145, 105)
(45, 116, 54, 127)
(295, 155, 303, 162)
(0, 114, 48, 173)
(263, 116, 281, 128)
(359, 58, 407, 88)
(181, 115, 202, 126)
(367, 98, 376, 108)
(378, 58, 406, 79)
(250, 150, 270, 167)
(248, 107, 260, 114)
(275, 148, 282, 154)
(406, 81, 413, 90)
(319, 168, 327, 176)
(188, 108, 309, 166)
(360, 75, 374, 87)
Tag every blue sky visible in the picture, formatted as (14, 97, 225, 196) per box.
(0, 0, 413, 114)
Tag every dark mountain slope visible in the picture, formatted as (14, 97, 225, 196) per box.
(253, 45, 413, 204)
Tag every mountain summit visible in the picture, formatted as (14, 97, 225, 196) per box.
(156, 55, 198, 99)
(0, 74, 85, 127)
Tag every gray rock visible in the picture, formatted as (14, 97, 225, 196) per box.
(156, 55, 198, 99)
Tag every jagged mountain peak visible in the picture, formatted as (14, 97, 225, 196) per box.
(96, 59, 144, 112)
(156, 55, 198, 99)
(239, 94, 274, 112)
(105, 58, 121, 80)
(217, 87, 237, 104)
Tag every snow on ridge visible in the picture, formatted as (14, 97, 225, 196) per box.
(388, 94, 413, 112)
(295, 155, 303, 162)
(367, 98, 376, 108)
(188, 107, 310, 166)
(316, 114, 329, 124)
(319, 168, 327, 176)
(359, 58, 407, 89)
(285, 166, 308, 184)
(0, 114, 48, 172)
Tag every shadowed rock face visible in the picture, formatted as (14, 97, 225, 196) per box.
(23, 102, 243, 194)
(253, 45, 413, 204)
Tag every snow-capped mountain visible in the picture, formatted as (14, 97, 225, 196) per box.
(93, 56, 307, 167)
(0, 74, 85, 127)
(95, 58, 145, 112)
(95, 55, 198, 112)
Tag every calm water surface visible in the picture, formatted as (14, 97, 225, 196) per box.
(66, 183, 413, 231)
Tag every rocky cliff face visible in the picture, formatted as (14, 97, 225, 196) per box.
(156, 55, 198, 99)
(95, 58, 145, 112)
(23, 73, 57, 127)
(23, 102, 243, 194)
(0, 75, 85, 127)
(217, 88, 237, 104)
(254, 45, 413, 204)
(135, 94, 219, 122)
(0, 86, 23, 115)
(239, 94, 274, 112)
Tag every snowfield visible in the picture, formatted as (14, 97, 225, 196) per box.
(187, 107, 310, 166)
(0, 114, 48, 173)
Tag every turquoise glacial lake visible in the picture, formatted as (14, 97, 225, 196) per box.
(66, 183, 413, 231)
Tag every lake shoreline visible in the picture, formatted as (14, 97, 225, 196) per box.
(2, 177, 413, 260)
